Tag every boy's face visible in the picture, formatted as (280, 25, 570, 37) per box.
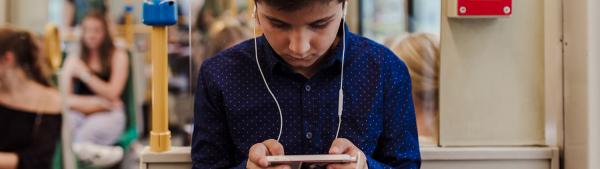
(256, 1, 344, 73)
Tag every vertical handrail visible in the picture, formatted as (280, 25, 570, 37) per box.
(142, 0, 178, 152)
(149, 26, 171, 152)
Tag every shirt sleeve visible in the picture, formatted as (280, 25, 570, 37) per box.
(368, 54, 421, 169)
(192, 63, 243, 169)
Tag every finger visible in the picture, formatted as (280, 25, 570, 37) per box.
(327, 163, 354, 169)
(268, 164, 292, 169)
(246, 161, 260, 169)
(263, 139, 285, 155)
(248, 143, 269, 167)
(355, 152, 367, 169)
(329, 138, 354, 154)
(326, 153, 363, 169)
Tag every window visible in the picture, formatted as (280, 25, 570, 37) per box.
(360, 0, 408, 42)
(360, 0, 441, 145)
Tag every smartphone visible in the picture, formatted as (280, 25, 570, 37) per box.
(266, 154, 357, 164)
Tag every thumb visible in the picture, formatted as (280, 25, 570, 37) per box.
(329, 138, 353, 154)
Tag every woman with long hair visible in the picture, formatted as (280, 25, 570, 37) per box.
(61, 11, 129, 167)
(0, 27, 62, 169)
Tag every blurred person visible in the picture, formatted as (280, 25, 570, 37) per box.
(0, 27, 62, 169)
(205, 18, 251, 59)
(61, 11, 129, 167)
(192, 0, 421, 168)
(386, 33, 440, 144)
(194, 0, 225, 34)
(192, 17, 250, 87)
(188, 17, 249, 127)
(191, 3, 246, 93)
(191, 0, 236, 77)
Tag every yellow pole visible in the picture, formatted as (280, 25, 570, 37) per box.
(44, 23, 61, 72)
(123, 0, 134, 48)
(124, 11, 134, 47)
(230, 0, 237, 16)
(149, 26, 171, 152)
(248, 0, 255, 16)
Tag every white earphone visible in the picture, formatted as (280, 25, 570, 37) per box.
(253, 2, 348, 141)
(336, 2, 347, 139)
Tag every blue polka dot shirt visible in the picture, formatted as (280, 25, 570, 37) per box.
(192, 24, 421, 169)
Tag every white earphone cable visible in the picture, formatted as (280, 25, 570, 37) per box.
(335, 2, 347, 139)
(253, 6, 284, 141)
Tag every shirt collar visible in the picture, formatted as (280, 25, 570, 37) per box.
(259, 23, 350, 74)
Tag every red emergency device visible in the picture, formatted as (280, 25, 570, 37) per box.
(448, 0, 512, 18)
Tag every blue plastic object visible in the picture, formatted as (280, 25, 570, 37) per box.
(142, 0, 178, 26)
(125, 5, 134, 13)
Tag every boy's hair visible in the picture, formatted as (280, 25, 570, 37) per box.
(255, 0, 346, 11)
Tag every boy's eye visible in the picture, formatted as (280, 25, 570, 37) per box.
(310, 21, 330, 29)
(270, 21, 290, 29)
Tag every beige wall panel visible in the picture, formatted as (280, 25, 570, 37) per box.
(439, 0, 546, 146)
(563, 0, 589, 168)
(563, 0, 600, 168)
(589, 0, 600, 166)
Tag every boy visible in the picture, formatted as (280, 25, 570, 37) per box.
(192, 0, 420, 168)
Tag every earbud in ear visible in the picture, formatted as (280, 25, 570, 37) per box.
(342, 2, 348, 18)
(252, 6, 257, 18)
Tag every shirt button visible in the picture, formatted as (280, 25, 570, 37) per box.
(305, 85, 311, 92)
(305, 132, 313, 139)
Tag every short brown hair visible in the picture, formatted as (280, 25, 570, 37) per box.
(255, 0, 346, 11)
